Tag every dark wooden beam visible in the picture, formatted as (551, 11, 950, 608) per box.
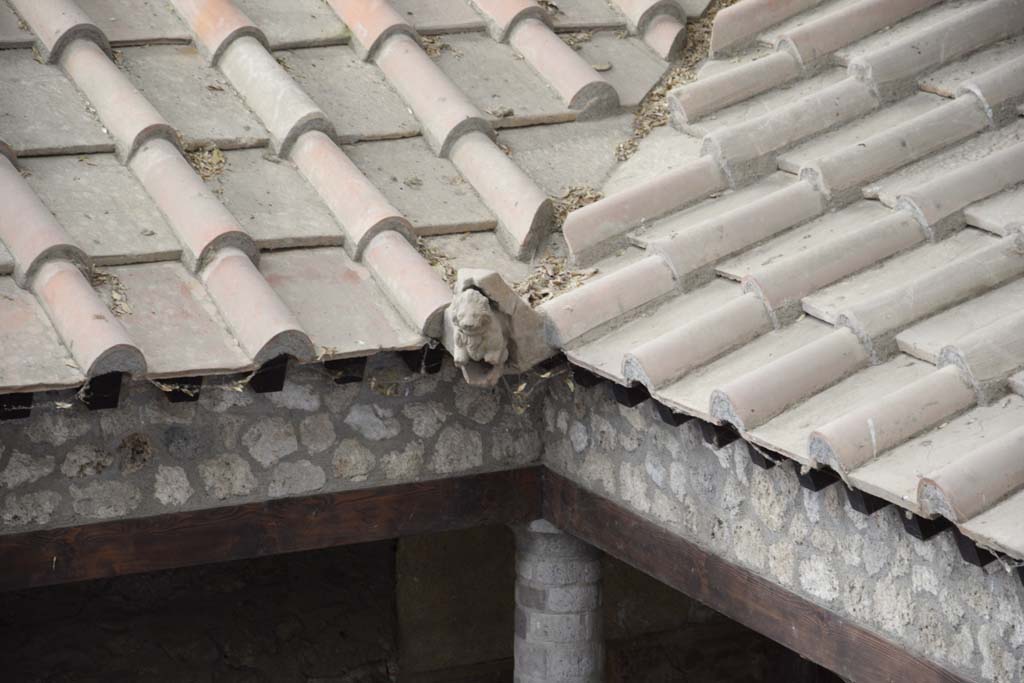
(797, 467, 840, 492)
(544, 472, 967, 683)
(81, 372, 124, 410)
(0, 391, 33, 420)
(654, 401, 690, 426)
(0, 467, 542, 592)
(249, 354, 289, 393)
(569, 364, 603, 388)
(845, 486, 889, 515)
(952, 528, 997, 567)
(699, 421, 738, 449)
(900, 513, 951, 541)
(610, 382, 649, 407)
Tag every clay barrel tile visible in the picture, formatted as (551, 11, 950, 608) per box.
(361, 230, 453, 338)
(508, 18, 619, 116)
(613, 0, 684, 33)
(709, 0, 821, 56)
(848, 0, 1024, 100)
(710, 328, 869, 433)
(374, 33, 491, 157)
(809, 365, 976, 475)
(448, 131, 552, 259)
(648, 180, 825, 285)
(702, 78, 878, 184)
(290, 131, 412, 258)
(780, 0, 941, 66)
(8, 0, 110, 63)
(469, 0, 548, 41)
(897, 139, 1024, 232)
(622, 292, 772, 390)
(0, 155, 88, 288)
(129, 138, 257, 272)
(642, 13, 687, 61)
(168, 0, 268, 65)
(938, 309, 1024, 404)
(200, 247, 315, 364)
(742, 212, 923, 314)
(60, 39, 177, 162)
(668, 51, 801, 125)
(918, 425, 1024, 522)
(956, 54, 1024, 125)
(218, 36, 334, 157)
(563, 156, 727, 266)
(539, 255, 676, 347)
(838, 235, 1024, 362)
(802, 96, 989, 202)
(32, 260, 147, 378)
(325, 0, 417, 59)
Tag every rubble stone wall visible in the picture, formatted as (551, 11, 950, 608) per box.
(541, 377, 1024, 683)
(0, 355, 540, 533)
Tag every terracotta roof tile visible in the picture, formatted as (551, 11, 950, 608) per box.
(3, 0, 1024, 561)
(0, 1, 33, 48)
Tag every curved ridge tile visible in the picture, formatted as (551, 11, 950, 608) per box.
(361, 230, 453, 338)
(648, 180, 825, 288)
(710, 327, 868, 433)
(0, 155, 88, 288)
(327, 0, 419, 59)
(168, 0, 269, 64)
(709, 0, 821, 55)
(838, 234, 1024, 361)
(217, 35, 334, 156)
(539, 255, 676, 347)
(32, 260, 147, 378)
(374, 32, 491, 157)
(848, 0, 1024, 100)
(448, 131, 552, 259)
(8, 0, 110, 63)
(290, 131, 413, 258)
(810, 365, 976, 476)
(623, 292, 771, 389)
(613, 0, 683, 33)
(59, 39, 178, 162)
(564, 156, 727, 265)
(130, 138, 257, 272)
(200, 247, 314, 364)
(802, 95, 989, 204)
(642, 13, 688, 61)
(938, 308, 1024, 404)
(469, 0, 548, 41)
(957, 53, 1024, 125)
(918, 424, 1024, 523)
(507, 17, 619, 117)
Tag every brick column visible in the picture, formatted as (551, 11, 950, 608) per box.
(513, 520, 604, 682)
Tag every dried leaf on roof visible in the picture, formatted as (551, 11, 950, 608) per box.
(553, 185, 603, 229)
(416, 237, 457, 286)
(90, 270, 132, 317)
(186, 145, 226, 180)
(561, 31, 592, 51)
(422, 36, 460, 58)
(513, 255, 597, 307)
(616, 0, 739, 161)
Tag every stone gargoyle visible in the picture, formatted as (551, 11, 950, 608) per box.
(443, 269, 554, 387)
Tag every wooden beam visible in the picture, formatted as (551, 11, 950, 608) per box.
(0, 467, 542, 592)
(543, 471, 967, 683)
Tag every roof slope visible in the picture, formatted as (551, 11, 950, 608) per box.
(548, 0, 1024, 559)
(0, 0, 678, 394)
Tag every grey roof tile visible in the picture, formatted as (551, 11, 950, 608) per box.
(105, 261, 252, 377)
(78, 0, 190, 45)
(389, 0, 486, 34)
(234, 0, 351, 49)
(547, 0, 626, 30)
(343, 137, 495, 236)
(499, 114, 633, 195)
(20, 154, 180, 265)
(211, 148, 345, 249)
(965, 184, 1024, 235)
(281, 45, 420, 143)
(119, 45, 269, 149)
(0, 1, 32, 48)
(433, 33, 573, 128)
(573, 32, 666, 108)
(918, 34, 1024, 97)
(0, 277, 84, 392)
(0, 50, 114, 156)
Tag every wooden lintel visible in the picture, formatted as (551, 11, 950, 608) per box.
(0, 467, 542, 592)
(543, 471, 967, 683)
